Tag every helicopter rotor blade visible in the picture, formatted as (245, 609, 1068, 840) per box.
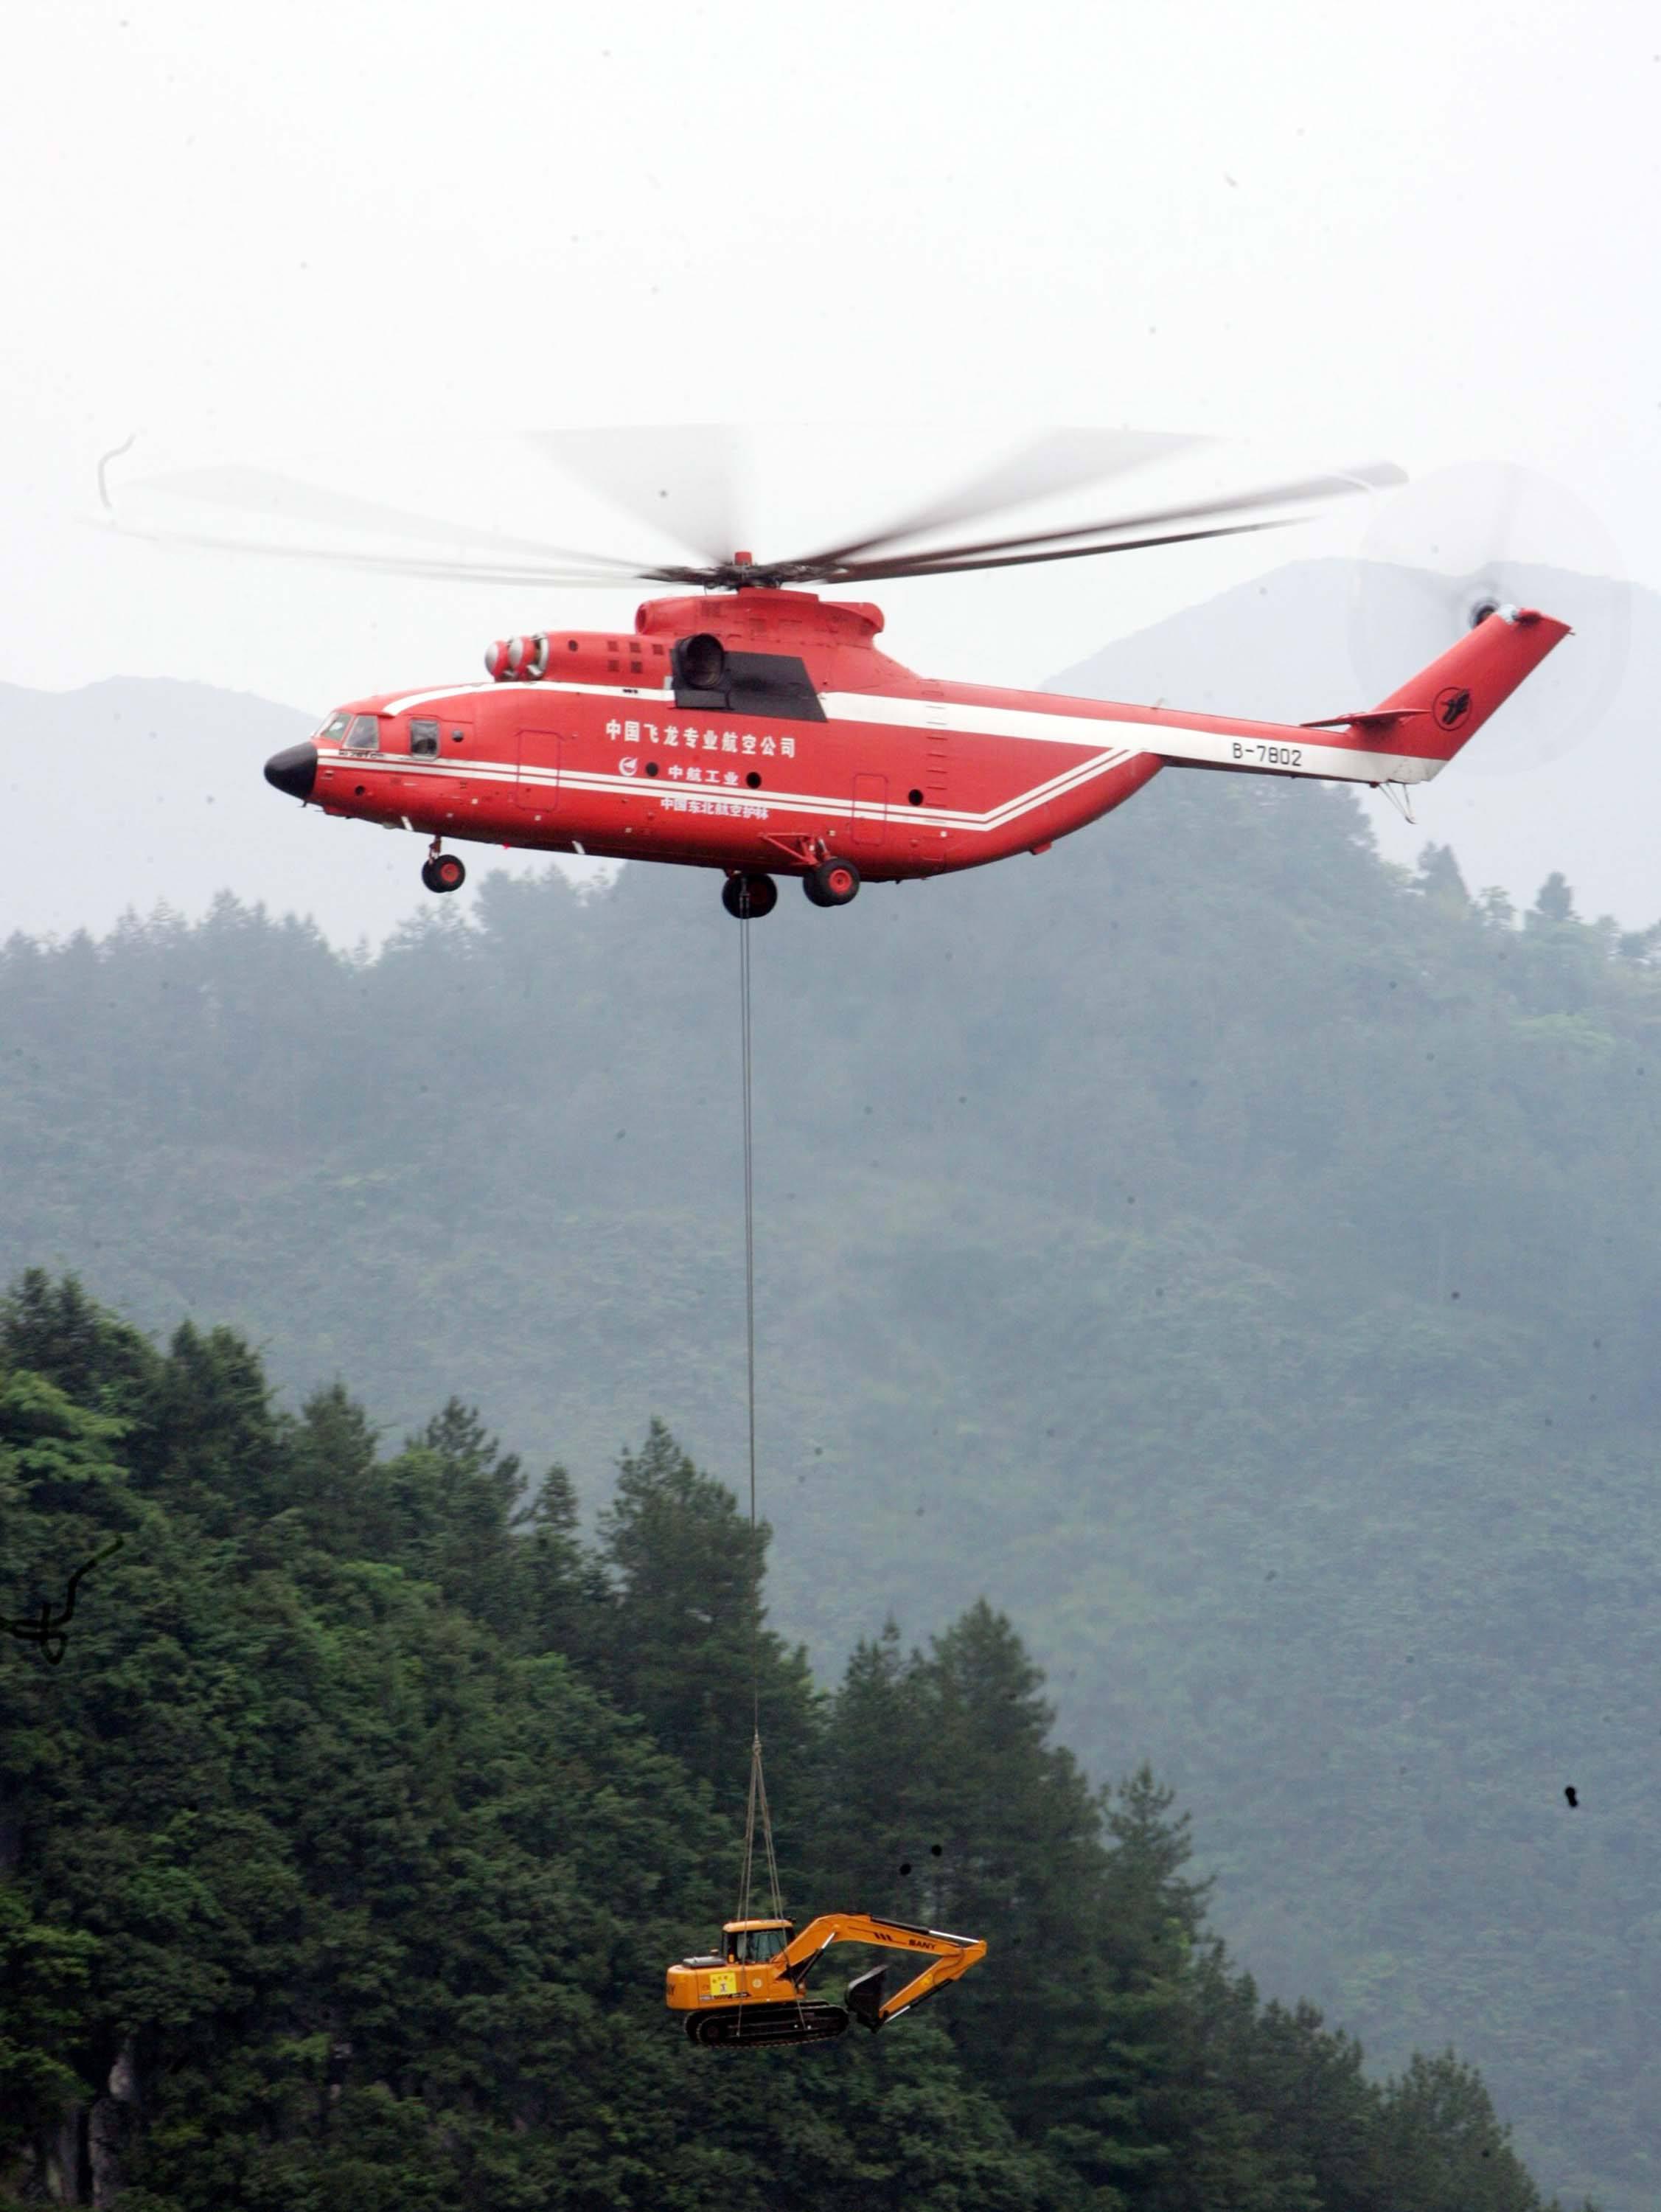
(781, 428, 1213, 570)
(108, 462, 665, 577)
(524, 425, 751, 566)
(788, 515, 1297, 585)
(97, 440, 1405, 599)
(772, 462, 1403, 585)
(100, 509, 700, 589)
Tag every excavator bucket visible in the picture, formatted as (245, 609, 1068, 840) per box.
(846, 1965, 887, 2031)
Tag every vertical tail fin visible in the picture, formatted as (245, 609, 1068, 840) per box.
(1373, 605, 1570, 763)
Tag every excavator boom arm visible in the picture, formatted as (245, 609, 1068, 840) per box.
(779, 1913, 987, 2028)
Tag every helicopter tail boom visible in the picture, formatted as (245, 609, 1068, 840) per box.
(1146, 602, 1568, 790)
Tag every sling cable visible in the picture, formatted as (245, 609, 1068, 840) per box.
(662, 890, 988, 2048)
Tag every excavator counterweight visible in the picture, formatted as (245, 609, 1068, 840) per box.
(665, 1913, 987, 2049)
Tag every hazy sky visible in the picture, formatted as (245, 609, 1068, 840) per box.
(4, 0, 1657, 925)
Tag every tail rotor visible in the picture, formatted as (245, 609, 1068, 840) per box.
(1347, 462, 1631, 774)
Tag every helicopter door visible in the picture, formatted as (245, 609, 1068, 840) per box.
(515, 727, 563, 822)
(850, 771, 888, 849)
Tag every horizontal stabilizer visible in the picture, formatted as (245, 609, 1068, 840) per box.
(1299, 708, 1427, 730)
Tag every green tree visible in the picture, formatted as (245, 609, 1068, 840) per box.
(0, 1270, 156, 1413)
(515, 1459, 611, 1666)
(376, 1398, 530, 1635)
(0, 1886, 97, 2142)
(1374, 2051, 1548, 2211)
(132, 1320, 282, 1536)
(1530, 870, 1577, 925)
(812, 1619, 933, 1905)
(596, 1419, 818, 1833)
(1211, 1992, 1381, 2210)
(1413, 842, 1469, 910)
(904, 1603, 1108, 2106)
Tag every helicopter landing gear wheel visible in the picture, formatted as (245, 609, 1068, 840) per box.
(422, 852, 467, 894)
(721, 872, 778, 919)
(804, 857, 860, 908)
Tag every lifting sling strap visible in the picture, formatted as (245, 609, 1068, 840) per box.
(732, 912, 790, 1934)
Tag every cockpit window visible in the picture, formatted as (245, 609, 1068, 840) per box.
(409, 718, 439, 757)
(729, 1926, 789, 1963)
(319, 713, 350, 743)
(344, 715, 380, 753)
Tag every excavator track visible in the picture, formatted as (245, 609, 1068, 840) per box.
(686, 2000, 850, 2048)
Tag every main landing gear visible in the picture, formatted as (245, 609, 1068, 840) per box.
(722, 872, 780, 919)
(720, 860, 861, 917)
(422, 841, 466, 895)
(803, 857, 860, 908)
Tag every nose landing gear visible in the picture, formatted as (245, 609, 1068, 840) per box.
(422, 840, 467, 894)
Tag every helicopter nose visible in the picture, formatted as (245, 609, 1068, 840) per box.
(264, 741, 318, 801)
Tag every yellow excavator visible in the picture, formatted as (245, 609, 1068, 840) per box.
(665, 1913, 989, 2047)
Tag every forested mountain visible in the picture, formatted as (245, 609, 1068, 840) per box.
(1, 743, 1657, 2202)
(1, 1279, 1567, 2208)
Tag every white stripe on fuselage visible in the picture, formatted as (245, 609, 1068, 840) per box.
(369, 679, 1444, 791)
(321, 742, 1135, 836)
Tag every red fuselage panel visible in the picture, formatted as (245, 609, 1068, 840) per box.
(313, 672, 1167, 879)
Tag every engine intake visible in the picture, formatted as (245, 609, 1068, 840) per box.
(484, 631, 671, 685)
(486, 633, 551, 681)
(673, 633, 727, 691)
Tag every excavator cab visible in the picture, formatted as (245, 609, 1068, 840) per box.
(725, 1919, 793, 1964)
(665, 1911, 987, 2048)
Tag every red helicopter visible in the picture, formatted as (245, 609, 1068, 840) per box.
(115, 437, 1571, 918)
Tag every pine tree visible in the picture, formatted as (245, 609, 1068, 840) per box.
(0, 1270, 156, 1412)
(515, 1460, 611, 1666)
(813, 1620, 932, 1906)
(1531, 871, 1577, 925)
(1043, 1767, 1309, 2211)
(1213, 1991, 1381, 2208)
(1097, 1766, 1212, 1992)
(277, 1380, 391, 1561)
(133, 1318, 282, 1536)
(595, 1419, 818, 1835)
(377, 1398, 529, 1635)
(1374, 2051, 1547, 2211)
(1413, 842, 1470, 910)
